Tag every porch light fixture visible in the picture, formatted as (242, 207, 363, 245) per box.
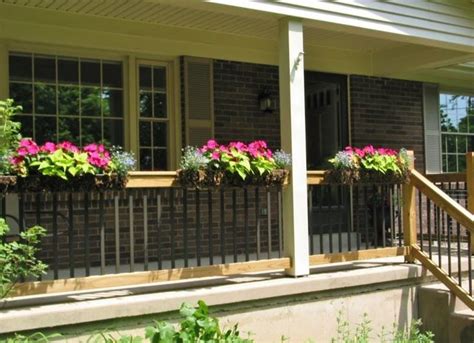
(258, 89, 274, 113)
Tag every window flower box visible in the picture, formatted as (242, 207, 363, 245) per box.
(327, 145, 410, 185)
(177, 140, 291, 188)
(9, 139, 135, 193)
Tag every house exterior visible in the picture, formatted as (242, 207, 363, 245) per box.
(0, 0, 473, 340)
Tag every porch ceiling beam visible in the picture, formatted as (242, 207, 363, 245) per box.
(279, 18, 309, 277)
(209, 0, 474, 53)
(372, 45, 474, 77)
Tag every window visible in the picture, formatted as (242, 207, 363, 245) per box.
(440, 93, 474, 172)
(8, 52, 124, 146)
(138, 63, 169, 170)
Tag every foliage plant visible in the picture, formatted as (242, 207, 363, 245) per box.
(0, 99, 22, 174)
(86, 301, 253, 343)
(330, 312, 434, 343)
(328, 145, 410, 184)
(179, 139, 291, 187)
(0, 218, 47, 299)
(9, 140, 136, 182)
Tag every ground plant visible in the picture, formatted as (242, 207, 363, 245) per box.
(0, 218, 47, 299)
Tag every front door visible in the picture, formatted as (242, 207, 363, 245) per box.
(305, 71, 350, 252)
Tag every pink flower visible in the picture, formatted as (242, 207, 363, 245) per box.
(229, 141, 247, 152)
(18, 139, 39, 155)
(9, 155, 24, 165)
(58, 141, 79, 153)
(83, 143, 98, 153)
(211, 151, 220, 160)
(41, 142, 57, 153)
(363, 145, 376, 155)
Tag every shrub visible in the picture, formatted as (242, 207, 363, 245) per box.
(0, 99, 22, 174)
(0, 218, 47, 299)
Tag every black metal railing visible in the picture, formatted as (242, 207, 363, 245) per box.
(307, 183, 404, 255)
(0, 186, 284, 281)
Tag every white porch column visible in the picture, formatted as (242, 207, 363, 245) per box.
(279, 18, 309, 277)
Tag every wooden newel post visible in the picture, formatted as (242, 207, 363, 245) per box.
(402, 150, 416, 263)
(466, 152, 474, 255)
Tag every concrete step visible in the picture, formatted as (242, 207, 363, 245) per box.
(418, 283, 473, 343)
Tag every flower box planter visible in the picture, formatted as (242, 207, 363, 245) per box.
(15, 174, 128, 193)
(177, 169, 288, 189)
(326, 169, 409, 185)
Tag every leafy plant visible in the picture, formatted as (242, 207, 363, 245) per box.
(179, 146, 209, 172)
(0, 332, 61, 343)
(110, 146, 137, 178)
(145, 300, 252, 343)
(0, 99, 22, 174)
(0, 218, 47, 299)
(273, 150, 292, 169)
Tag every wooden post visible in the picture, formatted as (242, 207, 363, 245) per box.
(278, 18, 309, 277)
(402, 150, 416, 262)
(466, 152, 474, 255)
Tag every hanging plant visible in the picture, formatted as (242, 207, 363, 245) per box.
(177, 140, 291, 188)
(327, 145, 410, 184)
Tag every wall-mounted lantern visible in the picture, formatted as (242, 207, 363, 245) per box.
(258, 89, 274, 113)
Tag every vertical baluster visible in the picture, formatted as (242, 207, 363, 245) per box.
(328, 186, 333, 253)
(428, 199, 433, 259)
(266, 189, 272, 259)
(308, 186, 314, 255)
(99, 192, 105, 275)
(114, 195, 120, 273)
(170, 188, 176, 269)
(418, 190, 423, 252)
(233, 189, 238, 262)
(381, 185, 386, 248)
(355, 185, 360, 250)
(196, 189, 201, 267)
(183, 188, 188, 267)
(244, 188, 249, 261)
(318, 186, 324, 254)
(143, 194, 149, 271)
(468, 231, 472, 296)
(220, 188, 225, 263)
(437, 207, 442, 268)
(255, 187, 260, 260)
(397, 185, 403, 247)
(347, 186, 352, 252)
(68, 192, 74, 278)
(18, 192, 24, 234)
(208, 190, 213, 265)
(35, 193, 42, 281)
(389, 185, 395, 247)
(364, 186, 370, 250)
(372, 185, 378, 248)
(447, 214, 452, 277)
(52, 193, 58, 280)
(457, 223, 462, 287)
(129, 194, 135, 272)
(278, 187, 283, 257)
(337, 186, 343, 253)
(157, 191, 162, 270)
(84, 193, 90, 276)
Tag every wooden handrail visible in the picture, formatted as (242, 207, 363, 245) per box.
(425, 172, 466, 183)
(410, 169, 474, 233)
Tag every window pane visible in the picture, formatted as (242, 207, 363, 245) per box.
(139, 91, 152, 117)
(442, 154, 447, 172)
(457, 136, 467, 153)
(103, 62, 122, 88)
(139, 66, 152, 89)
(140, 148, 152, 170)
(81, 60, 100, 86)
(17, 115, 33, 138)
(34, 56, 56, 83)
(447, 155, 457, 172)
(458, 155, 466, 172)
(153, 122, 167, 147)
(153, 67, 166, 90)
(103, 119, 123, 147)
(9, 83, 32, 113)
(9, 54, 32, 82)
(58, 117, 80, 145)
(34, 84, 56, 114)
(58, 58, 79, 84)
(35, 116, 57, 144)
(58, 86, 79, 116)
(81, 118, 102, 144)
(153, 148, 167, 170)
(153, 93, 167, 118)
(81, 87, 101, 116)
(139, 121, 151, 146)
(102, 89, 123, 117)
(458, 109, 468, 133)
(446, 135, 456, 153)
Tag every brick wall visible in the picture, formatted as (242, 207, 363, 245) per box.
(213, 60, 281, 150)
(349, 75, 425, 171)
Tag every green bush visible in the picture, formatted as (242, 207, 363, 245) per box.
(0, 99, 22, 174)
(0, 218, 47, 299)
